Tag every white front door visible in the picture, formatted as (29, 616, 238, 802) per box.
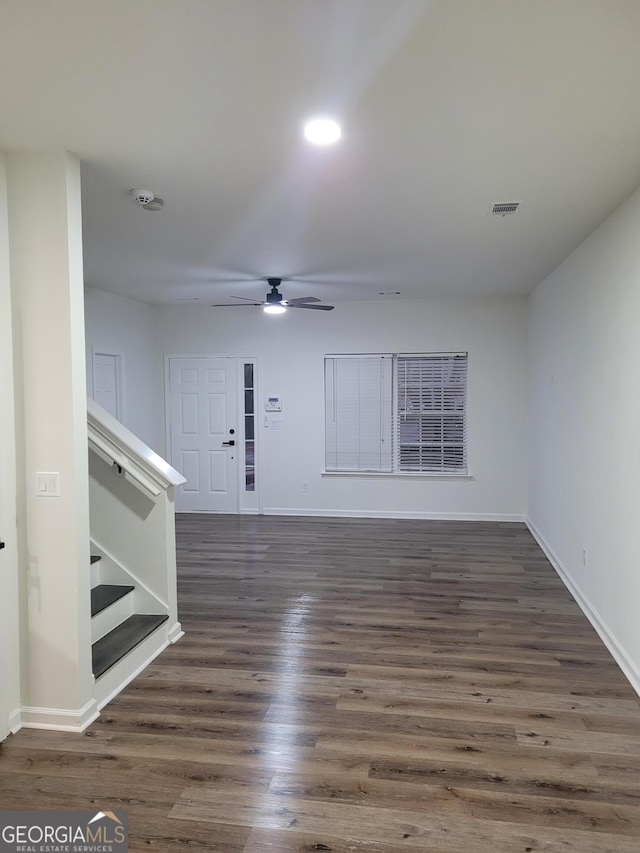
(168, 357, 239, 512)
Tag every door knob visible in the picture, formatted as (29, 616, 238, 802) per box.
(222, 440, 235, 446)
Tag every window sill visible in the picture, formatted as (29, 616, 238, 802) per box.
(322, 471, 475, 481)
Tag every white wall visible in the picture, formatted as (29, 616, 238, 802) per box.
(0, 154, 21, 736)
(6, 151, 95, 728)
(158, 296, 528, 519)
(529, 186, 640, 692)
(84, 287, 162, 453)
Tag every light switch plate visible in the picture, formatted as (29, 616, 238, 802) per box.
(36, 472, 60, 497)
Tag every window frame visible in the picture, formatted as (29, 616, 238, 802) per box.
(324, 351, 470, 478)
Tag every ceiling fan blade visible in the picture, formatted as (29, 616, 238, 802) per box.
(211, 302, 262, 307)
(230, 295, 265, 303)
(285, 296, 321, 306)
(289, 303, 334, 311)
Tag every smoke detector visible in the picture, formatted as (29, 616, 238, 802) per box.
(129, 188, 164, 211)
(130, 188, 155, 205)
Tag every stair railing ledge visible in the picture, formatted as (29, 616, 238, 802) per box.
(87, 399, 185, 497)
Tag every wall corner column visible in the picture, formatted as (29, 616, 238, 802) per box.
(6, 151, 95, 729)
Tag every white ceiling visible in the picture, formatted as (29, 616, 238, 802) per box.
(2, 0, 640, 306)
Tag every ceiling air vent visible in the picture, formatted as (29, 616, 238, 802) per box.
(491, 202, 520, 216)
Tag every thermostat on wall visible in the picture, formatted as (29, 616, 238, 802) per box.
(265, 396, 282, 412)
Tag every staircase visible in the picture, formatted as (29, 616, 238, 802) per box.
(90, 552, 169, 699)
(87, 399, 186, 712)
(91, 554, 170, 679)
(91, 542, 175, 708)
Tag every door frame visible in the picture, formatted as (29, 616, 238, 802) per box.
(163, 354, 260, 514)
(90, 347, 123, 420)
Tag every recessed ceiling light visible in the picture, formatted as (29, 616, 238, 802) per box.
(303, 118, 341, 145)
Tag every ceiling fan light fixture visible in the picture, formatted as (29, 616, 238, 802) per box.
(303, 117, 341, 145)
(217, 276, 334, 312)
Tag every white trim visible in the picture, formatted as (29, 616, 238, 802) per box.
(175, 508, 261, 515)
(322, 471, 475, 481)
(527, 518, 640, 698)
(167, 621, 184, 644)
(91, 347, 124, 421)
(175, 509, 243, 515)
(88, 398, 185, 490)
(0, 162, 18, 743)
(325, 352, 391, 358)
(20, 699, 99, 732)
(9, 707, 22, 734)
(264, 507, 525, 522)
(164, 354, 171, 463)
(89, 433, 162, 497)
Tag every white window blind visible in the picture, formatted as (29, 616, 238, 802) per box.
(325, 352, 468, 475)
(396, 353, 467, 473)
(325, 356, 393, 471)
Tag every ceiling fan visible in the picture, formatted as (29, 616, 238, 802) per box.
(212, 278, 334, 314)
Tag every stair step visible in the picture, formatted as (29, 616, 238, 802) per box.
(90, 555, 101, 565)
(91, 584, 134, 617)
(92, 614, 169, 679)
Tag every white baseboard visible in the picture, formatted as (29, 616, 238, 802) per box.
(176, 509, 259, 515)
(527, 518, 640, 698)
(263, 507, 526, 522)
(20, 699, 99, 732)
(167, 620, 184, 644)
(9, 707, 22, 734)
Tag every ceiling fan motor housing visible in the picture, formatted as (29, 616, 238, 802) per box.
(266, 281, 284, 305)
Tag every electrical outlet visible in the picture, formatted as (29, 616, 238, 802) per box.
(301, 482, 308, 492)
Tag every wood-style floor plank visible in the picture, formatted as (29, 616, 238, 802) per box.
(1, 514, 639, 852)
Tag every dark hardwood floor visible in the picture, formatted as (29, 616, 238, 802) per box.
(2, 515, 640, 851)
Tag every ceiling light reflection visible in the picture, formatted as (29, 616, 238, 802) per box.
(303, 118, 341, 145)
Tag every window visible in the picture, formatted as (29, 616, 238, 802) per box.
(243, 362, 256, 491)
(396, 354, 467, 472)
(325, 356, 393, 472)
(325, 353, 467, 474)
